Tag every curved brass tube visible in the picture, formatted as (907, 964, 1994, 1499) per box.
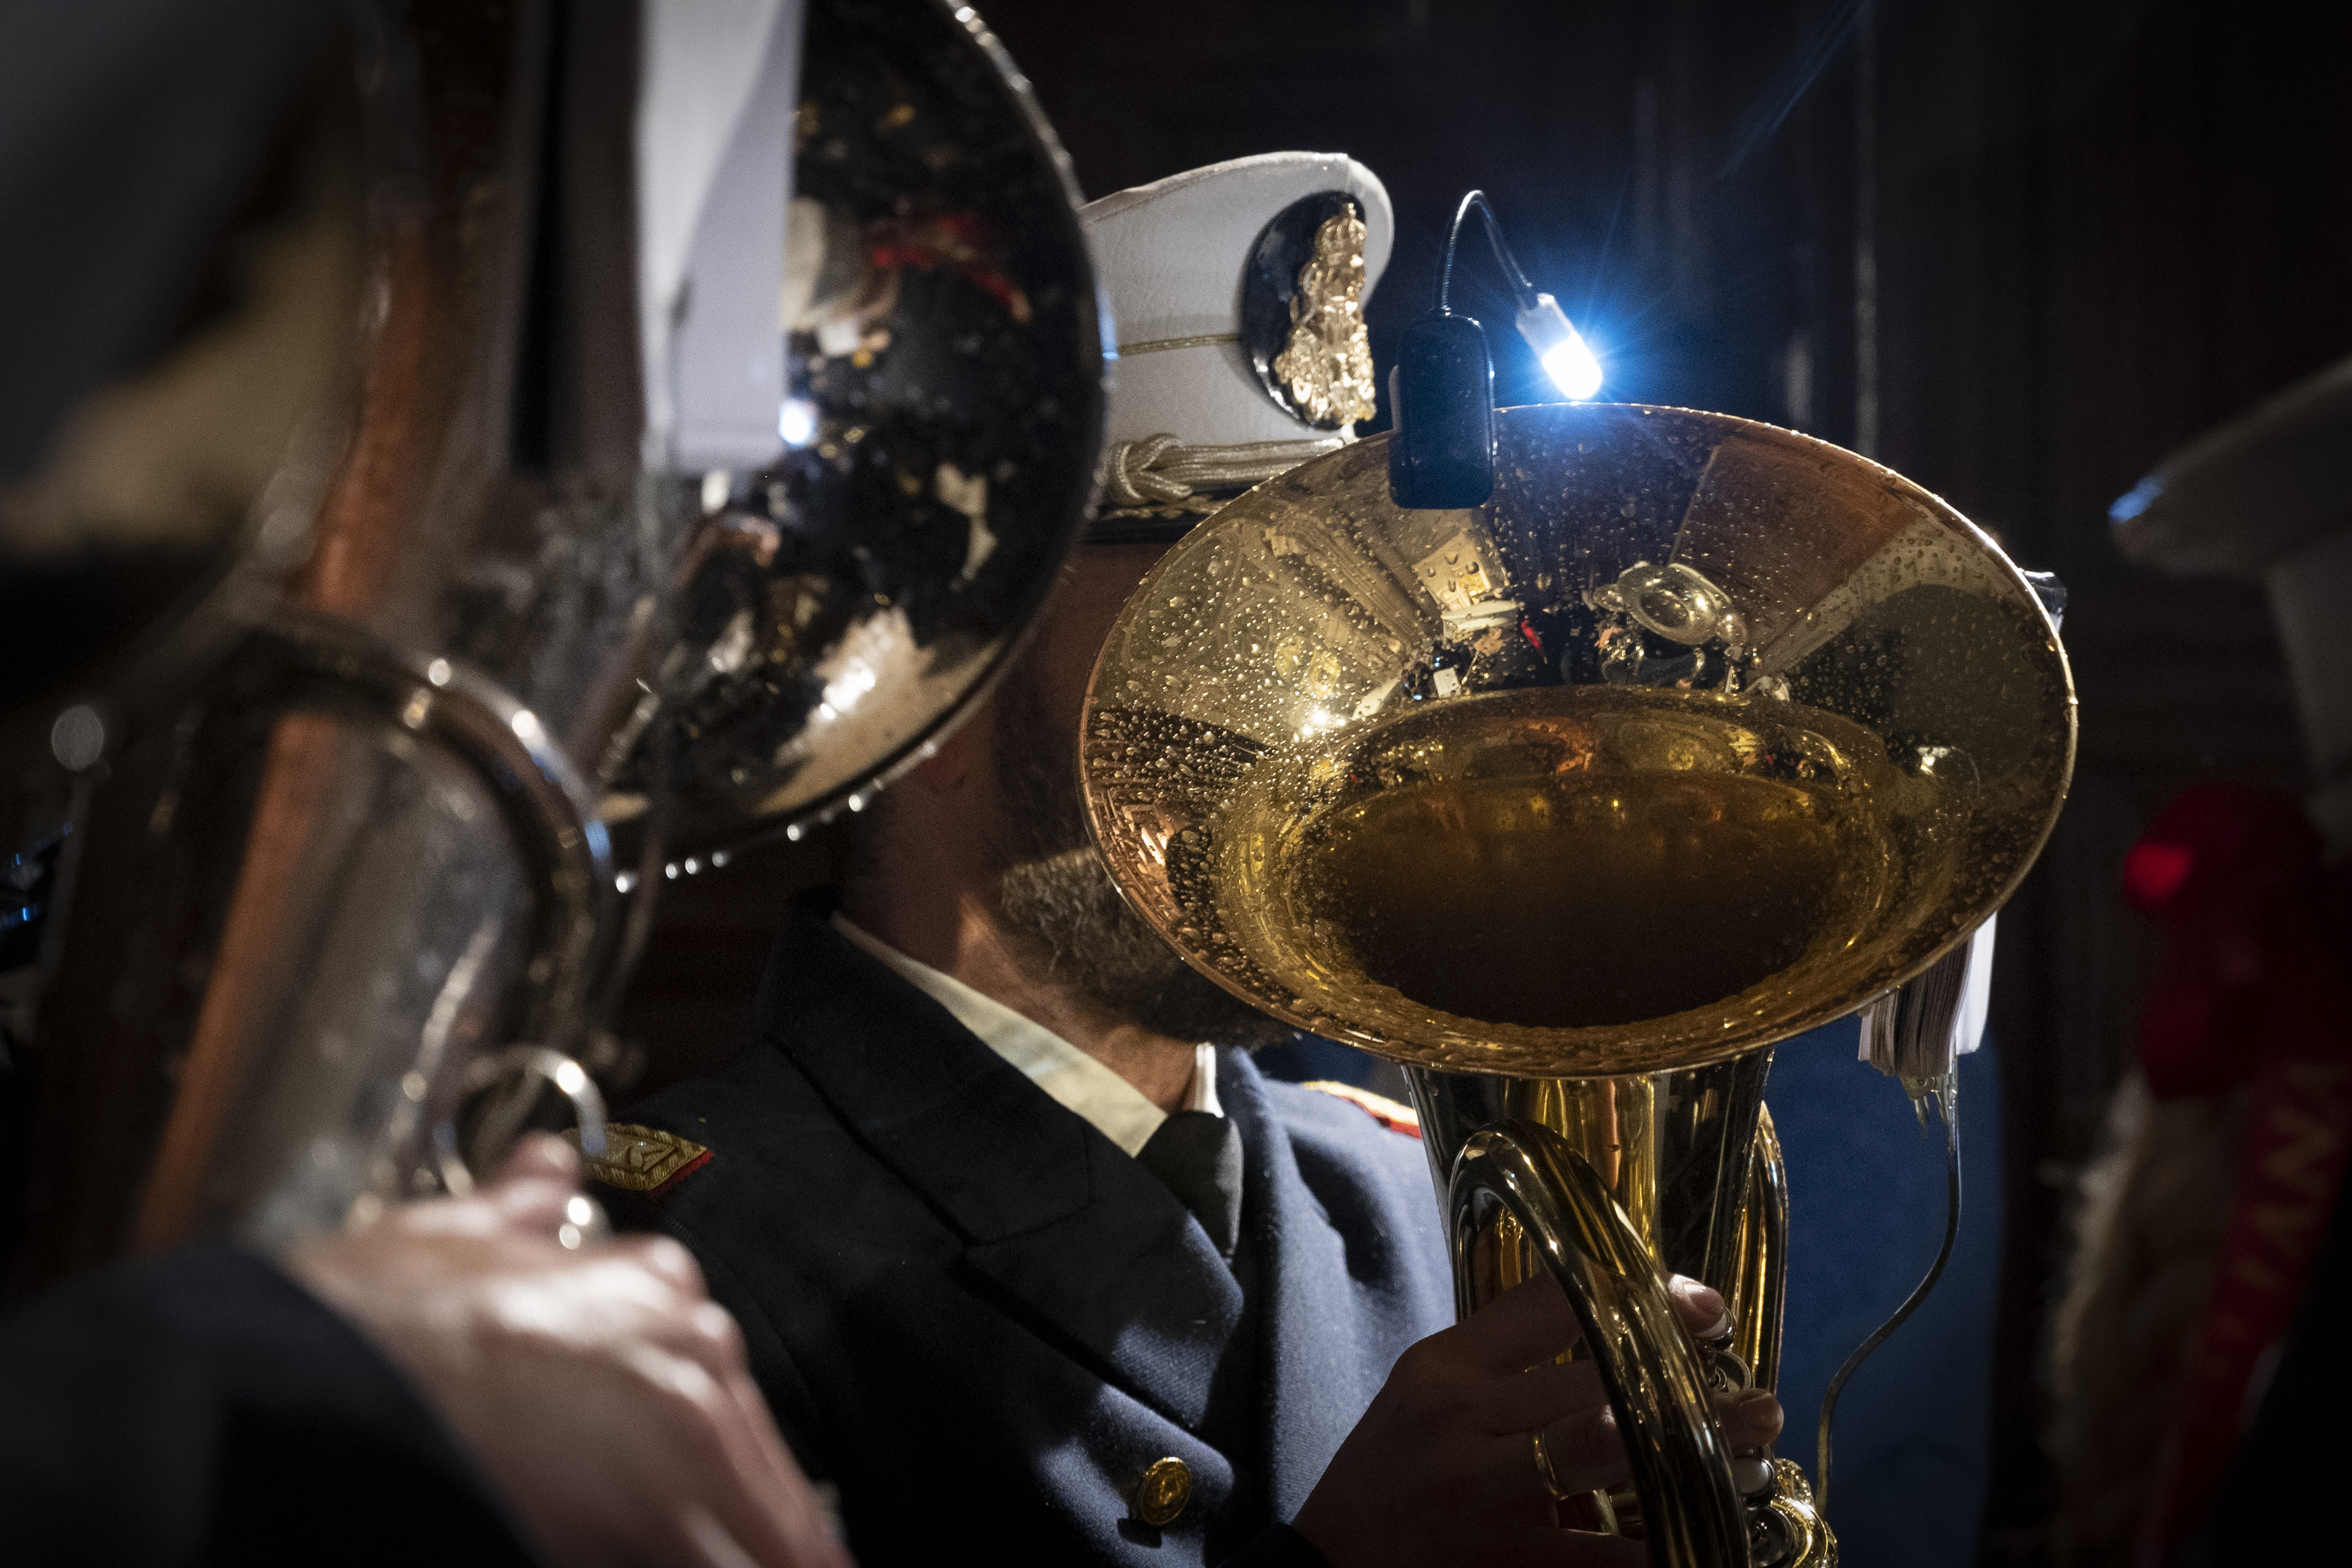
(1450, 1121, 1747, 1567)
(1732, 1107, 1790, 1396)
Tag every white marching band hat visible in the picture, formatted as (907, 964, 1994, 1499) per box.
(1082, 152, 1393, 540)
(2111, 353, 2352, 851)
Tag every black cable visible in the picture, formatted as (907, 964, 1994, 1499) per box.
(1438, 189, 1538, 314)
(1815, 1078, 1962, 1518)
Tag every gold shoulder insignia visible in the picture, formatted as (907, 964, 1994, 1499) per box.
(1301, 1080, 1422, 1140)
(564, 1122, 713, 1196)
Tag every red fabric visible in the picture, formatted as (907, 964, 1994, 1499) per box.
(645, 1148, 713, 1200)
(2121, 840, 2195, 906)
(1300, 1080, 1423, 1140)
(2124, 785, 2333, 1099)
(2125, 785, 2352, 1564)
(866, 210, 1031, 321)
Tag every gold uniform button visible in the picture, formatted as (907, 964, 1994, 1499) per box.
(1134, 1456, 1192, 1526)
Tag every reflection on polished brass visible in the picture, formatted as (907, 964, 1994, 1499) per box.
(1450, 1123, 1748, 1564)
(1431, 1070, 1663, 1297)
(1763, 1459, 1836, 1567)
(1079, 405, 2073, 1566)
(1732, 1107, 1790, 1395)
(1466, 1205, 1538, 1303)
(629, 0, 1105, 853)
(1134, 1456, 1192, 1527)
(1205, 685, 1935, 1058)
(1281, 709, 1875, 1031)
(1414, 1057, 1796, 1561)
(1532, 1428, 1575, 1500)
(1408, 1057, 1770, 1310)
(1080, 404, 2073, 1077)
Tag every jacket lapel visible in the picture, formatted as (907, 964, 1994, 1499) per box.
(960, 1146, 1247, 1433)
(1221, 1054, 1417, 1521)
(757, 906, 1246, 1433)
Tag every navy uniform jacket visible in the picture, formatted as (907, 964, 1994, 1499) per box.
(599, 905, 1453, 1564)
(0, 1245, 538, 1565)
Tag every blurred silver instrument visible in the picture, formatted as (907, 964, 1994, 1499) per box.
(4, 0, 1101, 1285)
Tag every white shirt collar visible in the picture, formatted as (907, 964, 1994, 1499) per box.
(831, 912, 1219, 1157)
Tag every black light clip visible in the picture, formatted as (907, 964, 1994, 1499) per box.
(1388, 191, 1598, 511)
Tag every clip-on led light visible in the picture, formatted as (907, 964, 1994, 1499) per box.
(1388, 191, 1601, 510)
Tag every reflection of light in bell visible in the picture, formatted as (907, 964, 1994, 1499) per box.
(819, 658, 877, 718)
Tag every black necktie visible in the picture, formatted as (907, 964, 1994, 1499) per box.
(1135, 1110, 1244, 1260)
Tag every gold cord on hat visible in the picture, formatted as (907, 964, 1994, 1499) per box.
(1101, 432, 1348, 511)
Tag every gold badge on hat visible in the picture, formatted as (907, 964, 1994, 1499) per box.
(1244, 191, 1380, 432)
(1272, 209, 1378, 428)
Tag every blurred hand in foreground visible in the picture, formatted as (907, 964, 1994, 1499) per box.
(289, 1134, 850, 1568)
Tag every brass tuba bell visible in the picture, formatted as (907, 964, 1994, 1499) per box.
(1078, 403, 2075, 1564)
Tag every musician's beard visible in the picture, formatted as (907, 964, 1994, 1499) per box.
(992, 676, 1295, 1049)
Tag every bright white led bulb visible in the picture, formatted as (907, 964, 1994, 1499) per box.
(1541, 340, 1603, 400)
(1514, 292, 1603, 401)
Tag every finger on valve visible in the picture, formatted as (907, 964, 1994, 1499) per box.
(1665, 1275, 1732, 1342)
(1506, 1270, 1778, 1496)
(1529, 1384, 1774, 1485)
(1718, 1386, 1782, 1451)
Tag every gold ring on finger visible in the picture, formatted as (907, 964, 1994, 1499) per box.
(1532, 1427, 1573, 1501)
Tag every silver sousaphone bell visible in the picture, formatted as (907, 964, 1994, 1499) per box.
(5, 0, 1101, 1287)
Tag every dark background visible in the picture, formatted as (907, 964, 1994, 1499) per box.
(617, 2, 2352, 1559)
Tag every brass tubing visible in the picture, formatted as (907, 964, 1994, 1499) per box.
(1684, 1053, 1772, 1298)
(1450, 1120, 1747, 1567)
(1737, 1109, 1790, 1395)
